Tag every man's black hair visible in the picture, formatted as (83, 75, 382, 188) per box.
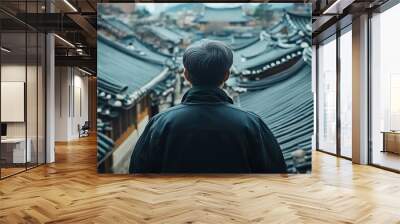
(183, 39, 233, 87)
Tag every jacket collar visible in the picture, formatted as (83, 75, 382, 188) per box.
(181, 86, 234, 104)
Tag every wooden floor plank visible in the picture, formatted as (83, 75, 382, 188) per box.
(0, 135, 400, 223)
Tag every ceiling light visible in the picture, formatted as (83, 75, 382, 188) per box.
(323, 1, 340, 14)
(322, 0, 354, 15)
(78, 67, 93, 76)
(54, 34, 75, 48)
(1, 47, 11, 53)
(63, 0, 78, 12)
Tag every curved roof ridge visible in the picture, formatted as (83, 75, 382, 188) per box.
(287, 10, 310, 18)
(238, 58, 306, 90)
(204, 5, 243, 10)
(98, 34, 164, 66)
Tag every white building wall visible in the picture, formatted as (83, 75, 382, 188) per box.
(55, 67, 89, 141)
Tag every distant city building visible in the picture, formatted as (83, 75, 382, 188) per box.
(98, 16, 134, 38)
(162, 4, 201, 28)
(136, 25, 190, 55)
(194, 6, 253, 33)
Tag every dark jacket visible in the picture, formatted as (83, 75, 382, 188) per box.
(129, 86, 287, 173)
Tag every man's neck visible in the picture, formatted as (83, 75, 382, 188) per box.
(181, 86, 233, 105)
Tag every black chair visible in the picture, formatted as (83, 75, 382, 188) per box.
(79, 121, 90, 138)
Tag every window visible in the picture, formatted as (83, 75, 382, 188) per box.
(317, 37, 337, 154)
(370, 3, 400, 171)
(0, 2, 47, 179)
(339, 29, 352, 158)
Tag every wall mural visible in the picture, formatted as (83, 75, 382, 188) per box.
(97, 3, 313, 174)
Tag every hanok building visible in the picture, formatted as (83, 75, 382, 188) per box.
(97, 29, 179, 172)
(268, 10, 311, 42)
(136, 25, 190, 55)
(98, 16, 134, 39)
(284, 11, 312, 45)
(232, 38, 304, 82)
(205, 34, 260, 51)
(227, 11, 312, 173)
(194, 6, 253, 33)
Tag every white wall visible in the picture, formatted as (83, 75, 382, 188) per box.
(54, 67, 89, 141)
(72, 73, 89, 138)
(1, 65, 26, 138)
(1, 65, 40, 138)
(55, 66, 69, 141)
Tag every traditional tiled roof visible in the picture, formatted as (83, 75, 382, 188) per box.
(303, 46, 312, 66)
(97, 132, 114, 172)
(98, 16, 134, 36)
(235, 57, 306, 90)
(97, 34, 168, 119)
(97, 132, 114, 162)
(206, 35, 260, 51)
(144, 26, 185, 44)
(98, 35, 165, 95)
(269, 20, 287, 34)
(98, 75, 127, 96)
(120, 35, 171, 64)
(287, 30, 303, 44)
(237, 62, 312, 172)
(195, 6, 250, 23)
(170, 28, 192, 40)
(268, 10, 311, 35)
(286, 11, 311, 34)
(233, 39, 302, 74)
(152, 75, 176, 97)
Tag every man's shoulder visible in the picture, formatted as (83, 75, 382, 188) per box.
(154, 103, 262, 119)
(224, 104, 264, 121)
(153, 104, 186, 118)
(150, 103, 264, 127)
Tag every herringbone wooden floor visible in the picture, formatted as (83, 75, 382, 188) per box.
(1, 136, 400, 224)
